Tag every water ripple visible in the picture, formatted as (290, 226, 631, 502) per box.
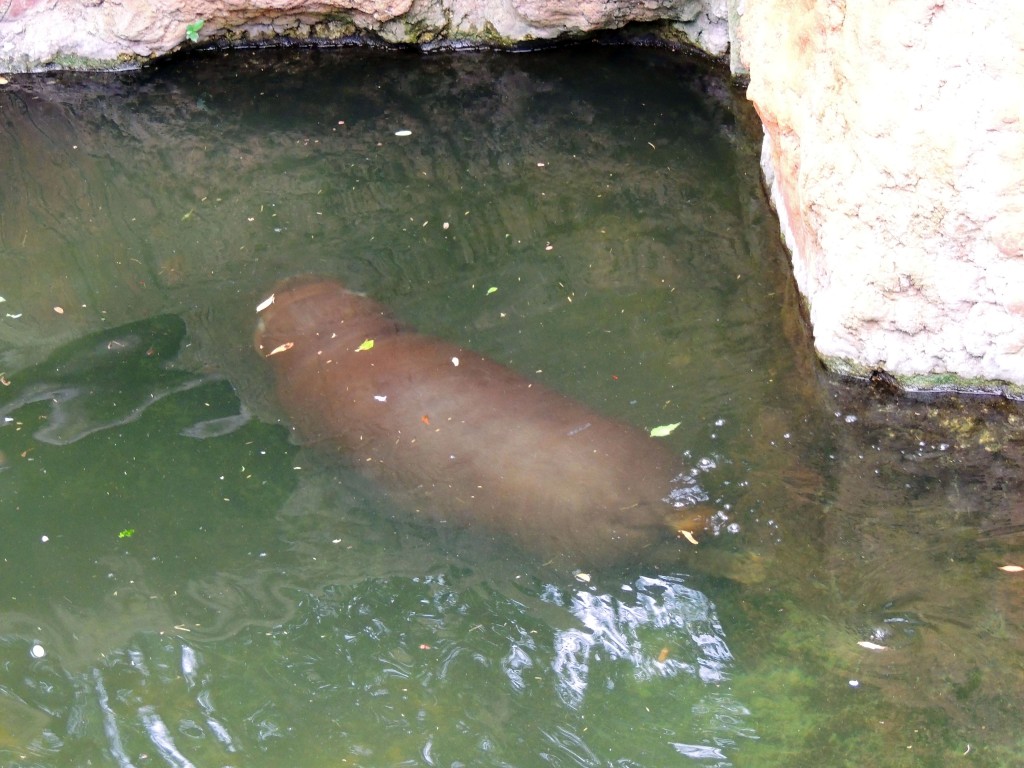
(549, 574, 732, 708)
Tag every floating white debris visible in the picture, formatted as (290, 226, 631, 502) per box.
(857, 641, 888, 651)
(451, 357, 459, 367)
(30, 644, 45, 659)
(395, 130, 412, 137)
(373, 395, 387, 402)
(256, 294, 275, 312)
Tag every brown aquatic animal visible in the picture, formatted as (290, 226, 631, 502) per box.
(254, 277, 713, 568)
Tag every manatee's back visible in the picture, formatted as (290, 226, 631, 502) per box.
(256, 277, 708, 567)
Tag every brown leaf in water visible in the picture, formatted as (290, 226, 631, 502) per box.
(268, 342, 294, 356)
(657, 647, 671, 663)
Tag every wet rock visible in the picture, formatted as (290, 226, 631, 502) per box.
(0, 0, 730, 72)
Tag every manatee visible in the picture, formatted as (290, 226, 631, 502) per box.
(255, 277, 713, 568)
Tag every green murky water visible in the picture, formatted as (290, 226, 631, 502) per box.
(1, 46, 1022, 767)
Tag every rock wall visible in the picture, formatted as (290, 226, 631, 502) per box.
(0, 0, 729, 71)
(2, 0, 1022, 395)
(736, 0, 1024, 396)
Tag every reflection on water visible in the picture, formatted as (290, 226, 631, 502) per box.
(549, 574, 754, 765)
(7, 570, 745, 766)
(550, 576, 733, 705)
(0, 44, 1022, 767)
(0, 316, 217, 445)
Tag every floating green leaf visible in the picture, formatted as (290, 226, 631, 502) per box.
(118, 528, 135, 539)
(486, 286, 498, 295)
(185, 20, 205, 43)
(355, 339, 374, 352)
(649, 422, 681, 438)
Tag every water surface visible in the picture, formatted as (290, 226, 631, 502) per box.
(1, 45, 1022, 767)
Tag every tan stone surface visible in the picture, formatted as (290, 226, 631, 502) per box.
(739, 0, 1024, 390)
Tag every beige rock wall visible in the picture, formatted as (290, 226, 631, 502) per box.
(737, 0, 1024, 394)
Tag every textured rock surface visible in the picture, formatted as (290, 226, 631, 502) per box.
(0, 0, 729, 71)
(737, 0, 1024, 394)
